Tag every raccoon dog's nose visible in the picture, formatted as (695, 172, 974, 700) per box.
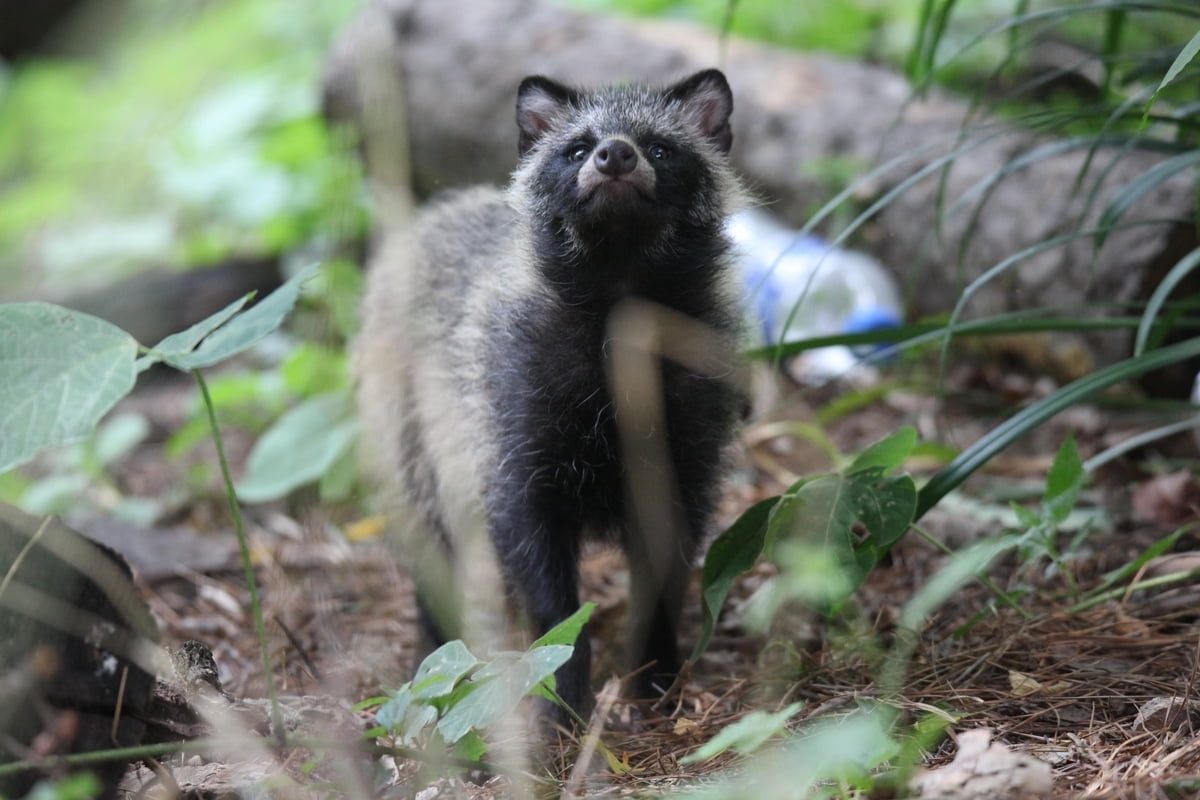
(593, 139, 638, 177)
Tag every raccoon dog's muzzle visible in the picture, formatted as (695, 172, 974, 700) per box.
(577, 135, 657, 203)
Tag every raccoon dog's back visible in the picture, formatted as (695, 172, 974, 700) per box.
(356, 69, 745, 721)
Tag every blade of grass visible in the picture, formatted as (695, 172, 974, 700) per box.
(1141, 27, 1200, 125)
(916, 335, 1200, 520)
(1083, 416, 1200, 473)
(1135, 246, 1200, 356)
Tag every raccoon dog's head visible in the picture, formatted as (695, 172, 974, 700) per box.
(510, 69, 737, 253)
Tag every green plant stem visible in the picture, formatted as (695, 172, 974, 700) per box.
(0, 737, 534, 784)
(194, 368, 282, 739)
(910, 524, 1031, 619)
(1069, 567, 1200, 614)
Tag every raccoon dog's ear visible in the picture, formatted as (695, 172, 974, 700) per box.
(516, 76, 577, 156)
(664, 69, 734, 154)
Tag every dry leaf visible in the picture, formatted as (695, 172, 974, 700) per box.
(1132, 470, 1200, 529)
(673, 717, 700, 736)
(913, 728, 1052, 799)
(1008, 671, 1069, 697)
(1133, 696, 1200, 733)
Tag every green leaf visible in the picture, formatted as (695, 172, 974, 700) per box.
(1096, 152, 1200, 249)
(20, 473, 91, 516)
(453, 730, 489, 762)
(235, 391, 358, 503)
(156, 263, 319, 371)
(1010, 501, 1041, 529)
(849, 427, 916, 473)
(437, 644, 574, 743)
(531, 602, 594, 648)
(680, 702, 803, 764)
(519, 644, 575, 690)
(376, 685, 440, 745)
(692, 496, 776, 660)
(1142, 28, 1200, 125)
(764, 469, 916, 603)
(375, 685, 413, 731)
(1044, 433, 1084, 525)
(880, 536, 1014, 695)
(0, 303, 138, 472)
(1135, 246, 1200, 357)
(138, 292, 251, 371)
(92, 412, 151, 466)
(850, 470, 918, 553)
(916, 336, 1200, 520)
(411, 641, 480, 701)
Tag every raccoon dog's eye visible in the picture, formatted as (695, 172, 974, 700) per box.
(566, 144, 591, 163)
(647, 143, 672, 160)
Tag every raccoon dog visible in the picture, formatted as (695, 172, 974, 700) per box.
(356, 69, 745, 721)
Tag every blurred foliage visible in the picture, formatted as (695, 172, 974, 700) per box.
(0, 0, 365, 292)
(559, 0, 925, 61)
(561, 1, 1199, 114)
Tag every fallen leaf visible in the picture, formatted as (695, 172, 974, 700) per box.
(1008, 671, 1069, 697)
(913, 728, 1053, 799)
(1132, 471, 1200, 529)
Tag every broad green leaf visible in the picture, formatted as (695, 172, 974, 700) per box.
(0, 303, 137, 472)
(437, 644, 572, 743)
(531, 602, 593, 648)
(692, 496, 776, 660)
(20, 473, 91, 516)
(92, 412, 151, 466)
(375, 685, 413, 731)
(159, 263, 319, 370)
(317, 438, 358, 503)
(775, 474, 858, 563)
(453, 730, 489, 762)
(437, 672, 514, 744)
(849, 426, 916, 473)
(848, 470, 917, 552)
(519, 644, 575, 689)
(680, 702, 803, 764)
(411, 640, 479, 701)
(1044, 433, 1083, 525)
(767, 469, 916, 597)
(236, 391, 358, 502)
(376, 685, 439, 745)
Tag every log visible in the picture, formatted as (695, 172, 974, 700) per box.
(322, 0, 1197, 383)
(0, 503, 159, 799)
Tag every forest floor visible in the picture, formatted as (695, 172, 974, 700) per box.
(71, 357, 1200, 799)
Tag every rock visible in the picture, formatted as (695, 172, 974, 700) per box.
(323, 0, 1196, 380)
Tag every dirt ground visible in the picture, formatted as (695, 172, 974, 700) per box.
(72, 358, 1200, 799)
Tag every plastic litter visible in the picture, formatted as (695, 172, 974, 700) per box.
(729, 208, 903, 380)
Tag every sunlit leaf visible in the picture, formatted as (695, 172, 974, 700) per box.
(157, 263, 319, 371)
(681, 702, 803, 763)
(0, 303, 137, 472)
(411, 641, 479, 701)
(236, 392, 358, 502)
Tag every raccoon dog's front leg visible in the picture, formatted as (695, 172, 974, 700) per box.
(488, 491, 592, 721)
